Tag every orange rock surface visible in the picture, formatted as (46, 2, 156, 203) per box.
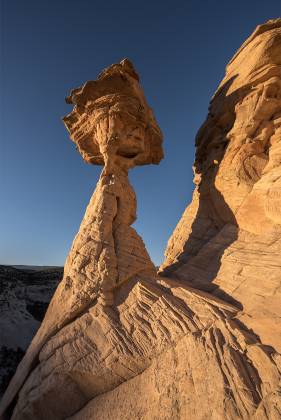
(161, 18, 281, 357)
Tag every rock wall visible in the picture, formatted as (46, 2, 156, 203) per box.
(161, 18, 281, 353)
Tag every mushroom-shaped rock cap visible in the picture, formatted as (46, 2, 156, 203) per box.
(63, 59, 163, 167)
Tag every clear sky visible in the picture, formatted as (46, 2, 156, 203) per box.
(1, 0, 280, 267)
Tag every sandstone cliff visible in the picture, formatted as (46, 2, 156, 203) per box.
(160, 18, 281, 355)
(1, 19, 281, 420)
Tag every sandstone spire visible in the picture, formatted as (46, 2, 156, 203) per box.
(1, 22, 281, 419)
(61, 57, 163, 308)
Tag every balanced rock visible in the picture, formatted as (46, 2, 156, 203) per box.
(1, 21, 281, 420)
(0, 58, 163, 419)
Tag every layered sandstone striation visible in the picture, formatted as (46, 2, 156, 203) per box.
(160, 18, 281, 356)
(0, 58, 163, 419)
(1, 20, 281, 420)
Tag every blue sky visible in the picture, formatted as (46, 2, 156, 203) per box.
(1, 0, 280, 266)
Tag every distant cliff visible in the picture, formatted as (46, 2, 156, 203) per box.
(0, 265, 63, 395)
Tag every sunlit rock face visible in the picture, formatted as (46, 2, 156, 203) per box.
(1, 23, 281, 420)
(0, 58, 165, 419)
(161, 19, 281, 353)
(63, 58, 163, 169)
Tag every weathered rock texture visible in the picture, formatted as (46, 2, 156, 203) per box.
(160, 18, 281, 356)
(1, 20, 281, 420)
(0, 58, 164, 419)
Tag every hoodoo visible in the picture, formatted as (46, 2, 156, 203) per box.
(1, 20, 281, 420)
